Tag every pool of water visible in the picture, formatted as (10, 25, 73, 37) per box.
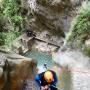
(23, 51, 63, 90)
(24, 51, 54, 73)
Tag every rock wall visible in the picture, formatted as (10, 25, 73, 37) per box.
(28, 0, 85, 36)
(53, 49, 90, 90)
(0, 52, 37, 90)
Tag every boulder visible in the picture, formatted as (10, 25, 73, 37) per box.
(0, 52, 37, 90)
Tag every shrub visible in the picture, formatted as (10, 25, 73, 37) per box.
(0, 0, 32, 46)
(0, 32, 6, 45)
(67, 2, 90, 45)
(66, 1, 90, 56)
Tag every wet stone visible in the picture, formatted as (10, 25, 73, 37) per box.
(22, 79, 40, 90)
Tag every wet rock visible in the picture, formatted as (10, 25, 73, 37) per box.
(21, 79, 40, 90)
(53, 49, 90, 90)
(0, 52, 37, 90)
(28, 0, 84, 36)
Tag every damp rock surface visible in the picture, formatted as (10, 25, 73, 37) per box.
(0, 52, 37, 90)
(21, 79, 40, 90)
(53, 49, 90, 90)
(28, 0, 85, 36)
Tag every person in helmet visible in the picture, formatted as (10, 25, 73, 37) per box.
(35, 70, 58, 90)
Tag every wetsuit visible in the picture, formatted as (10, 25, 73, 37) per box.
(35, 70, 58, 90)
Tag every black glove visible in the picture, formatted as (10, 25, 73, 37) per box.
(49, 85, 58, 90)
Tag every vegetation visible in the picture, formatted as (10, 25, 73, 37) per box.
(67, 2, 90, 44)
(83, 45, 90, 56)
(66, 1, 90, 56)
(66, 2, 90, 43)
(0, 0, 32, 46)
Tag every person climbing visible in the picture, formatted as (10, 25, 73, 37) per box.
(35, 70, 58, 90)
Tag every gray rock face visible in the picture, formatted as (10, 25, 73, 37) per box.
(0, 52, 37, 90)
(22, 79, 40, 90)
(53, 49, 90, 90)
(28, 0, 84, 36)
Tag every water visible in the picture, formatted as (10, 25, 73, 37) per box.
(24, 51, 54, 73)
(23, 51, 62, 90)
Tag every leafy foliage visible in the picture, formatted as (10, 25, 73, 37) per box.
(0, 0, 32, 46)
(66, 2, 90, 56)
(67, 2, 90, 44)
